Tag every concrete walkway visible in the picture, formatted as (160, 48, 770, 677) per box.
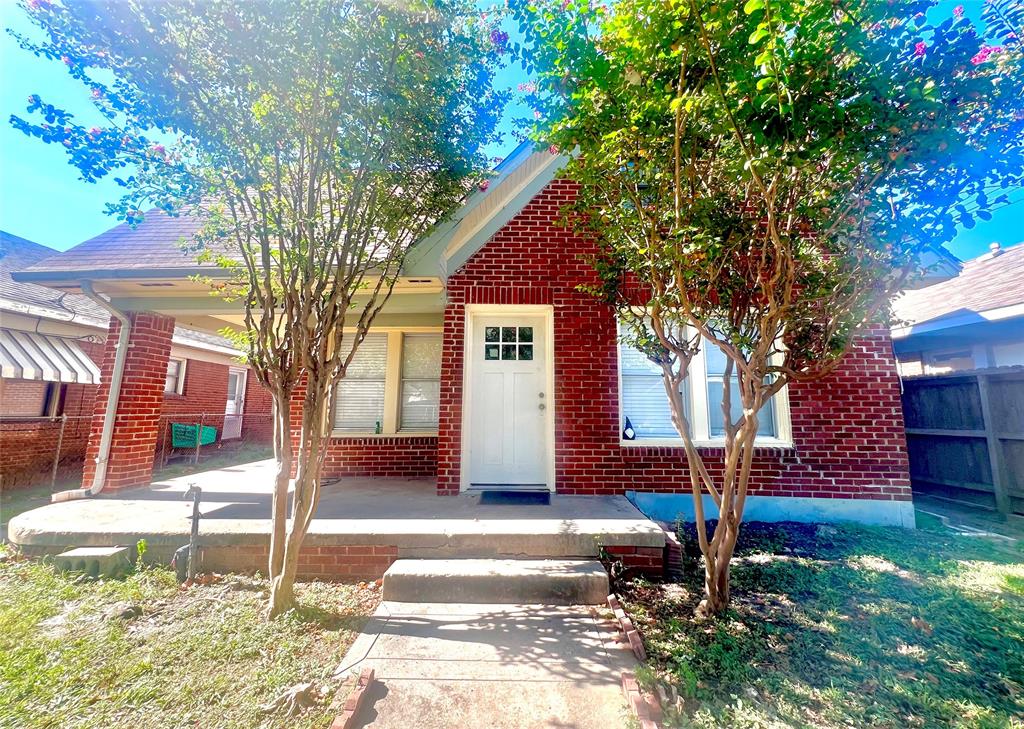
(334, 602, 635, 728)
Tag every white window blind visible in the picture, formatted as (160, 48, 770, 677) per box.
(619, 342, 686, 439)
(619, 325, 786, 444)
(400, 334, 442, 431)
(334, 334, 388, 432)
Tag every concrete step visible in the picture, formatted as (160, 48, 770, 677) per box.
(382, 558, 609, 605)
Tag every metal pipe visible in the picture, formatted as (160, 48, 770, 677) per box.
(52, 281, 132, 502)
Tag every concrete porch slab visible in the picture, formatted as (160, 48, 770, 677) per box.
(7, 460, 665, 562)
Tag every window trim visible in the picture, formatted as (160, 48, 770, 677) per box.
(616, 324, 793, 449)
(331, 326, 443, 437)
(165, 357, 187, 395)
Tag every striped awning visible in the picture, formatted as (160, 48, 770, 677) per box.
(0, 329, 101, 384)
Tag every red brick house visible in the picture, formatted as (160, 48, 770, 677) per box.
(11, 144, 914, 525)
(0, 231, 271, 489)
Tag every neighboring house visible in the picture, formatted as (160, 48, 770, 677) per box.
(11, 143, 914, 526)
(892, 242, 1024, 375)
(0, 231, 271, 488)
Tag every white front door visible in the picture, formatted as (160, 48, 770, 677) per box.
(223, 367, 247, 440)
(466, 310, 552, 490)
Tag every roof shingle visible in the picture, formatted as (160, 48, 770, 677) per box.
(892, 242, 1024, 327)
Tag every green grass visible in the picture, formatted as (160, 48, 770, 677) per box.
(0, 547, 378, 729)
(620, 516, 1024, 728)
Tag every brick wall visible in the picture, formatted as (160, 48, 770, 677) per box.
(241, 371, 274, 442)
(0, 378, 48, 416)
(82, 312, 175, 490)
(435, 178, 912, 500)
(201, 543, 399, 580)
(0, 340, 102, 489)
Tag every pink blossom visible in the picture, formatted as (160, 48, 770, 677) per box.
(88, 127, 101, 136)
(548, 144, 559, 155)
(953, 4, 964, 18)
(971, 45, 1003, 65)
(61, 55, 71, 65)
(517, 81, 537, 93)
(561, 0, 571, 9)
(151, 143, 166, 155)
(913, 41, 927, 57)
(91, 88, 103, 99)
(533, 109, 542, 119)
(478, 179, 490, 191)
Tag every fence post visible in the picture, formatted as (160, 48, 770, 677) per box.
(977, 374, 1011, 514)
(194, 414, 205, 465)
(160, 417, 169, 468)
(50, 414, 68, 489)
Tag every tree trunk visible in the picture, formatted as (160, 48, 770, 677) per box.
(267, 392, 292, 593)
(267, 383, 330, 619)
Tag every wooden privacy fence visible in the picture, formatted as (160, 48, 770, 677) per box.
(901, 367, 1024, 515)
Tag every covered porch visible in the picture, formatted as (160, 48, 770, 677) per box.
(7, 459, 668, 579)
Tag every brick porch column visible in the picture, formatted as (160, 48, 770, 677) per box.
(82, 311, 175, 491)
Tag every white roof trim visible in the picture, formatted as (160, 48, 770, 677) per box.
(0, 328, 101, 384)
(442, 148, 566, 262)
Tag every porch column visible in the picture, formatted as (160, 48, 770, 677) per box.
(82, 311, 175, 490)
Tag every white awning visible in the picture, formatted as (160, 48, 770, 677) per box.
(0, 329, 101, 384)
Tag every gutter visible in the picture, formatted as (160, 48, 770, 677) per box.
(51, 281, 132, 502)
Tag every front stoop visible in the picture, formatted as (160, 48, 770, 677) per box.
(382, 558, 609, 605)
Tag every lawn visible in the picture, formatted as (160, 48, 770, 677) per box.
(0, 545, 379, 729)
(620, 515, 1024, 728)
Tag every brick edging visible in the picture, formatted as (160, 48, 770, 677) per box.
(607, 593, 646, 661)
(330, 667, 375, 729)
(622, 670, 663, 729)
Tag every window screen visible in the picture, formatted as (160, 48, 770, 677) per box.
(619, 342, 686, 439)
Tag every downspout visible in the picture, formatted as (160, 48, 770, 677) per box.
(51, 281, 132, 502)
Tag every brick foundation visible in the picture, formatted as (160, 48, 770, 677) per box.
(200, 543, 399, 580)
(603, 545, 666, 577)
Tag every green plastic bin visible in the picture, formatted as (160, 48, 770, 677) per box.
(170, 423, 217, 448)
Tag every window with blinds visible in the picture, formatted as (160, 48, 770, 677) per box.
(334, 334, 388, 432)
(400, 334, 442, 430)
(619, 342, 685, 439)
(619, 325, 786, 444)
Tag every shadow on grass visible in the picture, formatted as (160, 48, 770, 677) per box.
(622, 521, 1024, 727)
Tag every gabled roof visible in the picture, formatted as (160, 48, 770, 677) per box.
(0, 230, 237, 354)
(11, 142, 570, 287)
(891, 242, 1024, 338)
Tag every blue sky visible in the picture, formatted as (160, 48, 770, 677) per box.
(0, 0, 1019, 259)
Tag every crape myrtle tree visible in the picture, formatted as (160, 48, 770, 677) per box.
(12, 0, 508, 616)
(513, 0, 1024, 615)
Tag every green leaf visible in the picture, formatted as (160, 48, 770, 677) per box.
(743, 0, 765, 14)
(749, 28, 769, 44)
